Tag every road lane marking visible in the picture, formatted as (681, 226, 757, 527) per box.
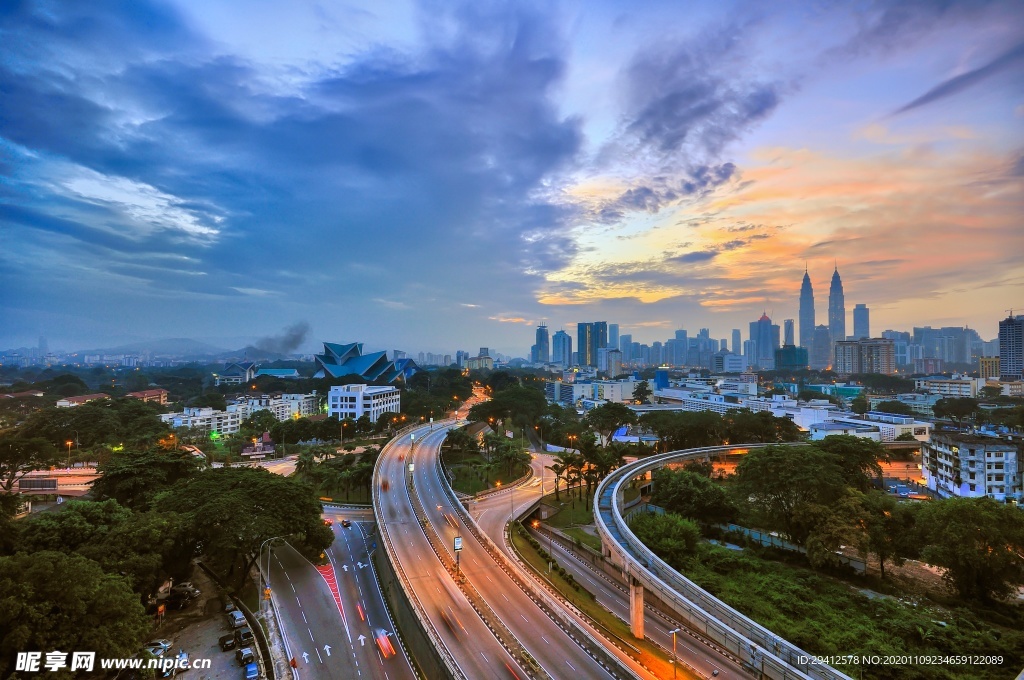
(308, 628, 315, 641)
(290, 583, 296, 592)
(541, 636, 549, 644)
(566, 661, 576, 671)
(301, 611, 307, 623)
(520, 614, 529, 622)
(501, 593, 509, 602)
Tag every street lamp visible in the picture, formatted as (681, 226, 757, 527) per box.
(259, 535, 288, 593)
(66, 440, 73, 469)
(669, 628, 681, 679)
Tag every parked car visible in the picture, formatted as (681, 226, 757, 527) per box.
(228, 611, 246, 628)
(164, 594, 192, 611)
(234, 627, 254, 646)
(219, 635, 237, 652)
(145, 640, 173, 654)
(244, 662, 259, 680)
(171, 583, 201, 598)
(236, 648, 255, 666)
(221, 595, 236, 614)
(142, 644, 168, 658)
(158, 650, 188, 678)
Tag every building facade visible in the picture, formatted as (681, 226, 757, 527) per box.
(833, 338, 895, 375)
(923, 434, 1020, 502)
(551, 330, 572, 368)
(828, 266, 846, 346)
(999, 315, 1023, 380)
(979, 356, 1000, 380)
(161, 404, 249, 435)
(853, 304, 869, 340)
(799, 267, 815, 349)
(327, 384, 401, 422)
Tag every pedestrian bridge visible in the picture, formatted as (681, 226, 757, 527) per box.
(594, 444, 853, 680)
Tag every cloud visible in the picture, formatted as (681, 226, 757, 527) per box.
(255, 322, 311, 353)
(669, 250, 719, 264)
(894, 40, 1024, 115)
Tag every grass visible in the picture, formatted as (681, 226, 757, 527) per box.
(441, 451, 530, 496)
(510, 525, 699, 680)
(540, 488, 595, 527)
(560, 526, 602, 552)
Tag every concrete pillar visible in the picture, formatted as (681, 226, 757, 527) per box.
(629, 577, 644, 639)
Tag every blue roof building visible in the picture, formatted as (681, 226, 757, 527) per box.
(313, 342, 418, 383)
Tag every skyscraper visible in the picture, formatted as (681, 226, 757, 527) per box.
(853, 304, 869, 340)
(732, 329, 741, 356)
(619, 334, 633, 362)
(799, 266, 815, 348)
(577, 321, 608, 367)
(748, 312, 781, 369)
(783, 319, 795, 346)
(828, 265, 846, 344)
(999, 314, 1023, 380)
(810, 325, 833, 370)
(552, 330, 572, 368)
(534, 324, 549, 364)
(608, 323, 619, 350)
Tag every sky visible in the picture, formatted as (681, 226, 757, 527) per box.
(1, 0, 1022, 355)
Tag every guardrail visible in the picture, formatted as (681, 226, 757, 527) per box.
(371, 424, 466, 680)
(594, 444, 853, 680)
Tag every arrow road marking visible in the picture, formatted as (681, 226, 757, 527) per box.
(301, 653, 309, 664)
(342, 565, 349, 571)
(358, 635, 366, 646)
(324, 645, 332, 657)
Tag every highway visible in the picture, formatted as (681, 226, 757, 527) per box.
(378, 422, 620, 680)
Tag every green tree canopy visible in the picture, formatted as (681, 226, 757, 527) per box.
(917, 496, 1024, 601)
(584, 402, 637, 446)
(815, 435, 888, 491)
(628, 512, 701, 568)
(91, 447, 205, 511)
(632, 381, 653, 405)
(155, 466, 334, 589)
(873, 400, 916, 416)
(467, 385, 547, 428)
(650, 468, 737, 524)
(933, 397, 980, 429)
(0, 434, 59, 493)
(0, 551, 149, 678)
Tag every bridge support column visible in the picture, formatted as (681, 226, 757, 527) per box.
(629, 577, 644, 639)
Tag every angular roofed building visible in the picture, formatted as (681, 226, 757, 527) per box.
(313, 342, 418, 383)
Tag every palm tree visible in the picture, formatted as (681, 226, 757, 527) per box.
(547, 461, 566, 501)
(295, 451, 316, 477)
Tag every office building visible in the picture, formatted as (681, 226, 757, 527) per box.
(533, 324, 550, 364)
(783, 319, 795, 346)
(327, 384, 401, 423)
(853, 304, 869, 339)
(732, 330, 741, 358)
(799, 266, 815, 348)
(999, 314, 1023, 380)
(552, 330, 572, 368)
(914, 375, 983, 398)
(828, 266, 846, 348)
(748, 312, 781, 369)
(810, 324, 833, 370)
(833, 338, 896, 376)
(619, 334, 633, 363)
(577, 321, 608, 367)
(608, 324, 619, 350)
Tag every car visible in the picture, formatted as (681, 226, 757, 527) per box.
(219, 635, 237, 652)
(164, 594, 192, 611)
(171, 584, 201, 598)
(244, 663, 259, 680)
(340, 519, 352, 528)
(220, 595, 236, 613)
(323, 518, 333, 526)
(158, 650, 188, 678)
(235, 627, 254, 646)
(228, 610, 246, 628)
(373, 628, 395, 659)
(236, 648, 255, 666)
(142, 644, 168, 658)
(146, 640, 173, 653)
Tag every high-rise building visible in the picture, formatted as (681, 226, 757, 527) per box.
(810, 324, 833, 370)
(608, 323, 619, 350)
(748, 313, 781, 369)
(853, 304, 870, 340)
(552, 330, 572, 368)
(619, 334, 633, 362)
(533, 324, 550, 364)
(732, 329, 741, 357)
(673, 330, 688, 365)
(833, 338, 895, 376)
(828, 265, 846, 345)
(999, 315, 1023, 380)
(456, 350, 469, 368)
(479, 347, 491, 358)
(783, 319, 795, 346)
(775, 345, 809, 371)
(577, 321, 608, 367)
(799, 266, 815, 348)
(978, 356, 1000, 380)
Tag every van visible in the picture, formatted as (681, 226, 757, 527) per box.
(228, 611, 246, 628)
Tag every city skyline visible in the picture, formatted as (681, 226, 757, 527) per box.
(2, 2, 1023, 354)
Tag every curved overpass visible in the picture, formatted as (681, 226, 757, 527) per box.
(594, 444, 853, 680)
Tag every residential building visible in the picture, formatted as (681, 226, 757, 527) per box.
(828, 266, 846, 347)
(214, 361, 257, 386)
(923, 434, 1021, 502)
(246, 393, 319, 421)
(607, 349, 623, 378)
(56, 393, 110, 408)
(577, 321, 608, 367)
(127, 388, 169, 405)
(607, 324, 619, 350)
(799, 266, 815, 349)
(544, 379, 590, 407)
(313, 342, 418, 383)
(833, 338, 895, 375)
(619, 334, 633, 363)
(327, 384, 401, 423)
(465, 356, 494, 370)
(979, 356, 1000, 380)
(161, 404, 250, 435)
(853, 304, 869, 339)
(914, 375, 983, 398)
(999, 314, 1023, 380)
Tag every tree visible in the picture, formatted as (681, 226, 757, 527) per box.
(733, 444, 846, 544)
(628, 512, 701, 569)
(584, 402, 637, 447)
(850, 394, 869, 415)
(91, 448, 205, 511)
(0, 551, 149, 678)
(860, 491, 917, 579)
(632, 381, 653, 405)
(240, 410, 279, 439)
(815, 435, 888, 492)
(979, 386, 1002, 401)
(873, 400, 915, 416)
(933, 397, 979, 430)
(0, 434, 58, 493)
(722, 409, 802, 444)
(916, 496, 1024, 601)
(155, 466, 334, 590)
(650, 468, 737, 524)
(190, 392, 227, 410)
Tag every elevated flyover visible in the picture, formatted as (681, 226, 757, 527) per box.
(594, 444, 852, 680)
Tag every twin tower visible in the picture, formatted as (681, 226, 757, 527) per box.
(799, 265, 845, 350)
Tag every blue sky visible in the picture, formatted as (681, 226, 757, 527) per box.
(2, 0, 1022, 354)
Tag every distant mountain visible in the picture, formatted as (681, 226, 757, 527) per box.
(92, 338, 229, 356)
(214, 345, 292, 362)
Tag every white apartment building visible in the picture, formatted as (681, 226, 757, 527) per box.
(327, 384, 401, 422)
(923, 434, 1021, 502)
(914, 374, 984, 397)
(160, 404, 250, 435)
(245, 392, 319, 421)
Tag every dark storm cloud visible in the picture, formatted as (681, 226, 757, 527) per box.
(0, 0, 583, 333)
(621, 26, 781, 157)
(669, 250, 719, 264)
(894, 40, 1024, 115)
(595, 163, 737, 222)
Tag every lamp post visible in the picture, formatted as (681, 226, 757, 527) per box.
(259, 535, 288, 594)
(66, 440, 73, 469)
(669, 628, 680, 679)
